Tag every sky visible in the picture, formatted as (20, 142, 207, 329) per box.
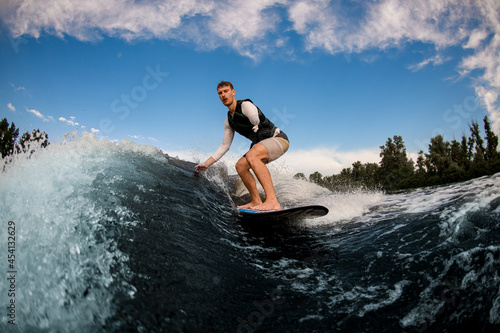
(1, 0, 499, 176)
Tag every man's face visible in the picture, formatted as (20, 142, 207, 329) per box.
(217, 85, 235, 106)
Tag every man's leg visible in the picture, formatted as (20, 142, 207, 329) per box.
(235, 156, 262, 209)
(238, 144, 281, 211)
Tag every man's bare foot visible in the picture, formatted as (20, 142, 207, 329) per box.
(237, 201, 262, 209)
(250, 201, 281, 211)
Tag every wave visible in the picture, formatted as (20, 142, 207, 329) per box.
(1, 132, 499, 332)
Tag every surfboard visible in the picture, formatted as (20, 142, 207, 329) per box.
(238, 205, 328, 220)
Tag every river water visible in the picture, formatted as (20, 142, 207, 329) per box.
(1, 133, 499, 332)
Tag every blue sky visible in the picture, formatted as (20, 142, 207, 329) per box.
(1, 0, 499, 175)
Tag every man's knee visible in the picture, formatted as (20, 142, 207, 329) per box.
(246, 149, 268, 165)
(235, 158, 249, 174)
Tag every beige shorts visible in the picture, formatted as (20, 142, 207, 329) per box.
(259, 136, 289, 162)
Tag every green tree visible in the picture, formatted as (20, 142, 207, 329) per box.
(426, 135, 451, 177)
(309, 171, 323, 185)
(484, 116, 499, 161)
(349, 161, 379, 188)
(16, 129, 50, 155)
(300, 117, 500, 192)
(483, 116, 500, 173)
(469, 120, 488, 176)
(416, 150, 426, 174)
(1, 118, 50, 160)
(401, 149, 428, 188)
(470, 121, 485, 163)
(293, 173, 306, 181)
(351, 161, 363, 181)
(449, 139, 461, 165)
(459, 135, 471, 172)
(0, 118, 20, 158)
(378, 135, 414, 190)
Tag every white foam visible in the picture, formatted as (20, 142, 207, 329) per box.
(438, 174, 500, 242)
(0, 131, 157, 330)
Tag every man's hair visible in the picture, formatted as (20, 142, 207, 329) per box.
(217, 80, 233, 90)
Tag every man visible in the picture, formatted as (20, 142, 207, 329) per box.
(195, 81, 289, 211)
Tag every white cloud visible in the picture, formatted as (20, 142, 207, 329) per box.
(90, 128, 99, 134)
(26, 107, 53, 122)
(1, 0, 494, 59)
(4, 0, 212, 41)
(475, 85, 500, 130)
(288, 0, 465, 54)
(408, 54, 447, 72)
(204, 0, 287, 58)
(3, 0, 287, 60)
(59, 116, 79, 126)
(280, 146, 381, 176)
(7, 103, 15, 111)
(460, 33, 500, 133)
(463, 29, 489, 49)
(360, 0, 462, 49)
(0, 0, 492, 57)
(10, 83, 25, 91)
(288, 0, 343, 53)
(128, 134, 159, 142)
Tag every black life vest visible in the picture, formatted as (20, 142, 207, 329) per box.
(227, 99, 277, 147)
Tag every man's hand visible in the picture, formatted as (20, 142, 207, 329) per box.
(195, 162, 209, 174)
(195, 157, 215, 174)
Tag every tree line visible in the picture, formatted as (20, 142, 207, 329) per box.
(3, 115, 499, 192)
(1, 118, 50, 159)
(295, 116, 500, 192)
